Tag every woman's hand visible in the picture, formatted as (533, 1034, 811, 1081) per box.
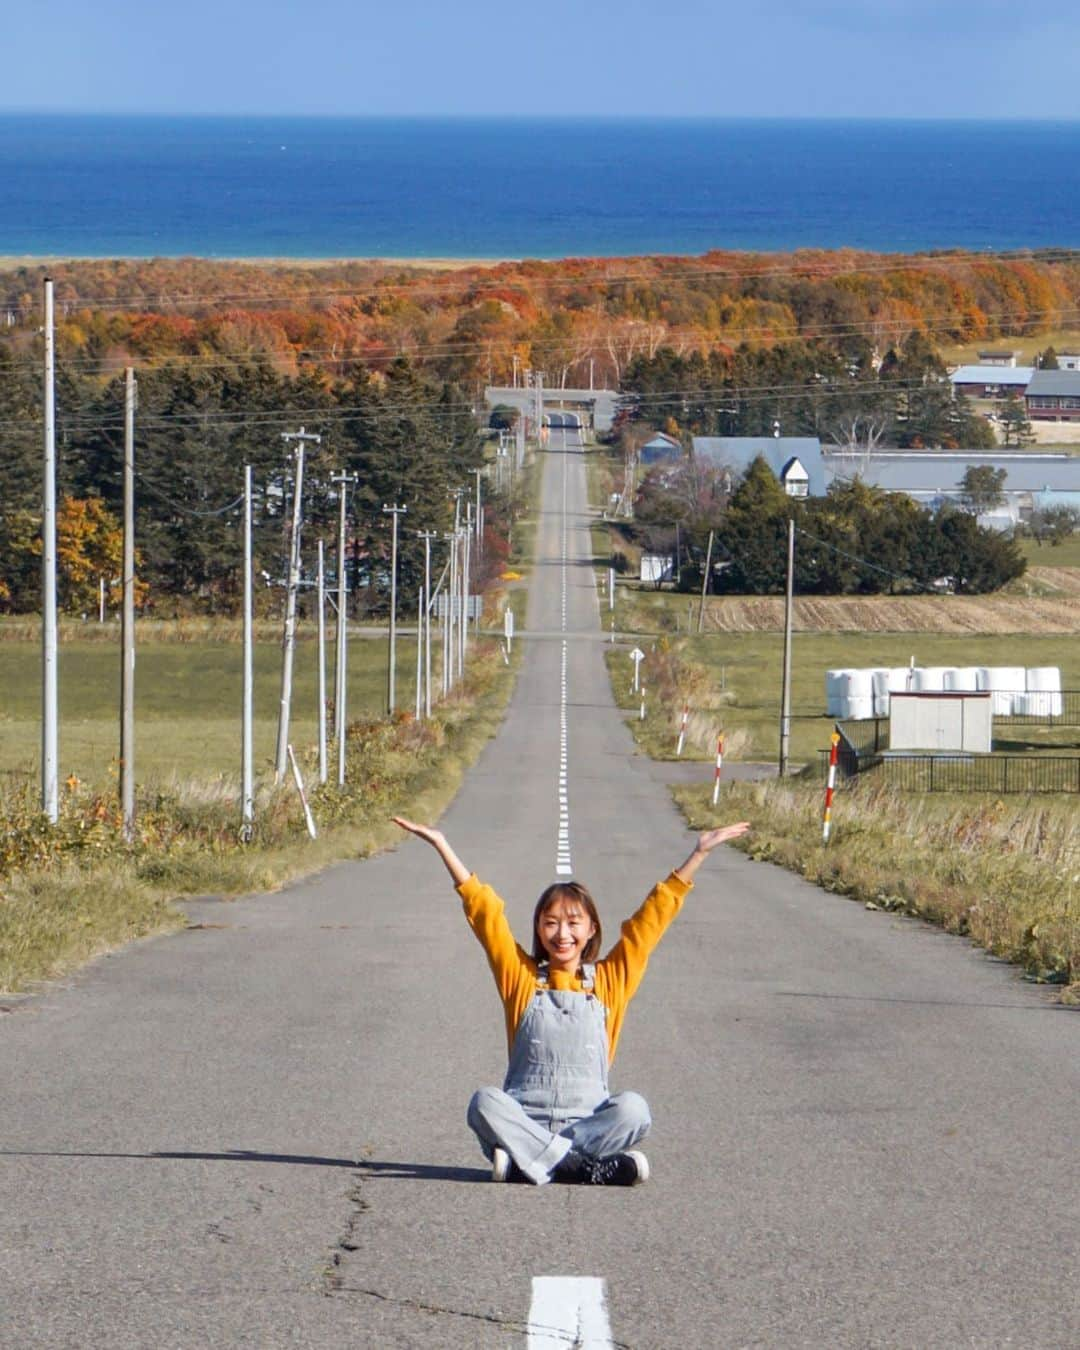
(392, 816, 445, 847)
(392, 817, 471, 886)
(672, 820, 752, 886)
(696, 821, 751, 853)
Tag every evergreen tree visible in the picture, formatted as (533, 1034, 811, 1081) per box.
(716, 457, 795, 593)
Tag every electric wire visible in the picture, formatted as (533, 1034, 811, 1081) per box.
(6, 248, 1079, 314)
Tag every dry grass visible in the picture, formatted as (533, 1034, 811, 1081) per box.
(678, 776, 1079, 1001)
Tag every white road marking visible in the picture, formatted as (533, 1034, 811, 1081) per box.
(527, 1277, 614, 1348)
(556, 441, 572, 877)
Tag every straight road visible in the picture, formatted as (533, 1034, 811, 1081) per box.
(1, 431, 1077, 1348)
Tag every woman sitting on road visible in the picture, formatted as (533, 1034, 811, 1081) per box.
(393, 816, 751, 1186)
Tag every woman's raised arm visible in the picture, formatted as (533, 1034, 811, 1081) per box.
(671, 821, 752, 887)
(392, 817, 471, 887)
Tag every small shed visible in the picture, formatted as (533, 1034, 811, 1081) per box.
(890, 693, 992, 753)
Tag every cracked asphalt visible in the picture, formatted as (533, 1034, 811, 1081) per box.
(2, 432, 1078, 1348)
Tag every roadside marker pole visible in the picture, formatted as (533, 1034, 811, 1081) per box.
(676, 703, 689, 756)
(823, 730, 840, 844)
(639, 688, 646, 721)
(711, 734, 724, 806)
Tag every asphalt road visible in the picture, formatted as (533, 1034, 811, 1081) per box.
(2, 431, 1077, 1348)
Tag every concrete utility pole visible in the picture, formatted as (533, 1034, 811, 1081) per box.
(696, 529, 715, 634)
(779, 516, 795, 777)
(535, 371, 544, 440)
(382, 503, 407, 715)
(120, 368, 136, 841)
(470, 467, 483, 557)
(417, 530, 438, 719)
(316, 540, 327, 784)
(331, 472, 356, 787)
(443, 531, 457, 693)
(275, 428, 321, 782)
(41, 277, 58, 823)
(241, 464, 254, 833)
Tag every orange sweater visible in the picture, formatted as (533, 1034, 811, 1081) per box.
(456, 872, 690, 1065)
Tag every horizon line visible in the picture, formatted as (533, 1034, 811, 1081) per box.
(2, 110, 1079, 125)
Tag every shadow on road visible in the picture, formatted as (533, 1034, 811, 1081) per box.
(0, 1148, 490, 1180)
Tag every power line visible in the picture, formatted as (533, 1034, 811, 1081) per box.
(3, 298, 1079, 380)
(5, 248, 1079, 314)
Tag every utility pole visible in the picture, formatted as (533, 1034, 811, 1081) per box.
(275, 428, 320, 782)
(331, 472, 356, 787)
(779, 516, 795, 777)
(443, 530, 457, 693)
(316, 539, 327, 784)
(463, 503, 473, 658)
(41, 277, 58, 823)
(120, 367, 136, 841)
(382, 503, 407, 715)
(417, 530, 438, 719)
(470, 466, 483, 557)
(535, 370, 544, 442)
(241, 464, 254, 834)
(696, 529, 715, 634)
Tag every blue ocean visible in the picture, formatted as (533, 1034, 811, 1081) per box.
(1, 115, 1078, 258)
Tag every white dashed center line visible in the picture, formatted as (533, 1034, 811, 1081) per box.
(527, 1277, 614, 1348)
(556, 441, 572, 876)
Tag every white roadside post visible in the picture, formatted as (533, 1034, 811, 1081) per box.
(608, 566, 615, 612)
(629, 646, 645, 694)
(712, 734, 725, 806)
(676, 703, 689, 756)
(504, 603, 514, 654)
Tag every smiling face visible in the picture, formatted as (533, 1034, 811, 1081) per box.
(535, 892, 599, 973)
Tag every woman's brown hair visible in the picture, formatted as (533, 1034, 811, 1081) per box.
(532, 881, 603, 965)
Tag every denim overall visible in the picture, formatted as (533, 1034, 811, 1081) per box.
(467, 963, 651, 1184)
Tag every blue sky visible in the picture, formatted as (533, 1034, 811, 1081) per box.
(6, 1, 1080, 118)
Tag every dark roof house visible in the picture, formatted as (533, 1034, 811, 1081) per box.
(1025, 369, 1080, 421)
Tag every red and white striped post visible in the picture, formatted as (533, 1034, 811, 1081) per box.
(676, 703, 689, 756)
(711, 733, 724, 806)
(822, 730, 840, 844)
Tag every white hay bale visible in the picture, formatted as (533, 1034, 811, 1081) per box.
(1025, 667, 1062, 716)
(913, 667, 948, 692)
(983, 667, 1026, 716)
(825, 669, 853, 717)
(945, 667, 980, 692)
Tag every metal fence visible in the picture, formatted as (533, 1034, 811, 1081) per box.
(995, 689, 1080, 726)
(819, 748, 1080, 794)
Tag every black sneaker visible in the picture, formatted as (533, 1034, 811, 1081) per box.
(491, 1148, 529, 1183)
(588, 1150, 650, 1186)
(552, 1150, 590, 1184)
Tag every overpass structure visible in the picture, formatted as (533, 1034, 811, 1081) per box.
(485, 383, 621, 433)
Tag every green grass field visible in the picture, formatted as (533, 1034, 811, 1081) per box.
(1018, 534, 1080, 568)
(618, 631, 1080, 764)
(0, 634, 423, 786)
